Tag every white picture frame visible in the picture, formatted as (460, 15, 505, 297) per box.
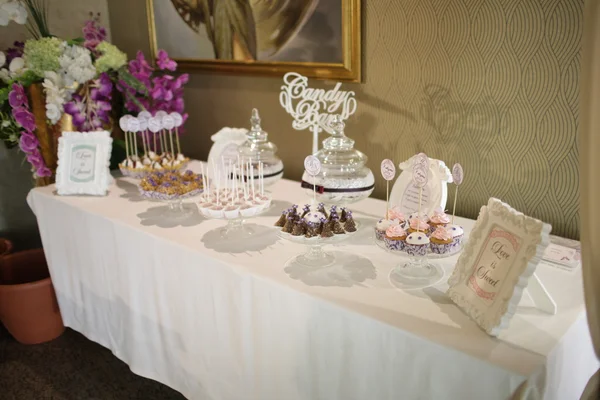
(55, 131, 113, 196)
(389, 155, 452, 216)
(447, 198, 552, 336)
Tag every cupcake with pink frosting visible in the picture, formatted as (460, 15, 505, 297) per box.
(408, 218, 429, 234)
(387, 206, 406, 224)
(384, 224, 407, 251)
(429, 208, 450, 232)
(430, 226, 454, 254)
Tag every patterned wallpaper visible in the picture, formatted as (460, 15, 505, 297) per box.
(354, 0, 583, 239)
(110, 0, 584, 239)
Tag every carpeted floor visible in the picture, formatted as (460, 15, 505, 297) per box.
(0, 324, 186, 400)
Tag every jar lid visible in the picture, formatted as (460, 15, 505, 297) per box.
(316, 115, 367, 168)
(238, 108, 279, 162)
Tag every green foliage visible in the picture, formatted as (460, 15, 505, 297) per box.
(14, 70, 41, 87)
(23, 0, 51, 39)
(67, 37, 85, 46)
(117, 67, 147, 95)
(0, 88, 8, 105)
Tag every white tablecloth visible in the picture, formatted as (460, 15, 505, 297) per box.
(27, 162, 598, 400)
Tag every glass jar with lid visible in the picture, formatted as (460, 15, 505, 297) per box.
(301, 115, 374, 204)
(237, 108, 284, 187)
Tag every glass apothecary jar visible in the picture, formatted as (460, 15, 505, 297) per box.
(237, 108, 284, 187)
(301, 115, 374, 204)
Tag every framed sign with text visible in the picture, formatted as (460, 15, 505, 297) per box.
(447, 198, 552, 336)
(56, 131, 113, 196)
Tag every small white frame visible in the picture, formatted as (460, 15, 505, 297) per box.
(389, 155, 452, 216)
(55, 131, 113, 196)
(447, 198, 552, 336)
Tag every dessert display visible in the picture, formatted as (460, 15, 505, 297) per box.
(276, 203, 358, 239)
(300, 115, 374, 205)
(138, 170, 203, 201)
(198, 157, 272, 219)
(119, 112, 190, 179)
(237, 109, 284, 187)
(376, 208, 463, 256)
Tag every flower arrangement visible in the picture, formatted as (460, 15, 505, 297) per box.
(0, 0, 188, 181)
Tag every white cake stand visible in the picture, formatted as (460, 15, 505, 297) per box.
(278, 222, 360, 267)
(200, 204, 272, 239)
(375, 236, 462, 290)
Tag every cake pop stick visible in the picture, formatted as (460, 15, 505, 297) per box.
(175, 127, 182, 155)
(169, 129, 175, 158)
(260, 162, 264, 195)
(124, 129, 129, 160)
(250, 163, 255, 199)
(451, 163, 464, 224)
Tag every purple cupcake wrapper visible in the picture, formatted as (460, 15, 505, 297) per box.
(430, 241, 458, 254)
(384, 236, 405, 251)
(404, 243, 429, 257)
(374, 228, 385, 241)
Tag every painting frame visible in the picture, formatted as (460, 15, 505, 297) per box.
(146, 0, 362, 82)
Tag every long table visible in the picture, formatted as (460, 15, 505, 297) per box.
(27, 162, 598, 400)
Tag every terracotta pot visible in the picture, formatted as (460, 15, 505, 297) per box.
(0, 249, 64, 344)
(0, 238, 13, 258)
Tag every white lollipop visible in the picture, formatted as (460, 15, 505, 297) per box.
(119, 115, 131, 131)
(128, 117, 140, 133)
(155, 110, 168, 119)
(148, 117, 161, 133)
(138, 110, 152, 121)
(162, 115, 175, 130)
(138, 117, 148, 131)
(170, 112, 183, 127)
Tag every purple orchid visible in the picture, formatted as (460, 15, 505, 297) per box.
(8, 84, 27, 108)
(12, 107, 36, 132)
(19, 131, 39, 153)
(26, 151, 44, 169)
(64, 73, 113, 131)
(156, 50, 177, 71)
(36, 166, 53, 177)
(82, 16, 107, 54)
(6, 41, 24, 64)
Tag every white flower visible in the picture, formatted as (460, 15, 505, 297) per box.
(8, 56, 24, 73)
(0, 68, 10, 83)
(0, 1, 27, 25)
(0, 51, 5, 68)
(59, 45, 96, 87)
(46, 103, 62, 124)
(1, 120, 10, 128)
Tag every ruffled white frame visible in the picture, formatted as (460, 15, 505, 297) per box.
(447, 197, 552, 336)
(55, 130, 113, 196)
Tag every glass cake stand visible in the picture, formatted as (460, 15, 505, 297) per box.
(375, 236, 463, 290)
(139, 188, 203, 218)
(278, 223, 360, 267)
(200, 204, 273, 239)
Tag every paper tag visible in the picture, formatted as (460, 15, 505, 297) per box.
(543, 244, 577, 267)
(162, 115, 175, 130)
(381, 159, 396, 181)
(138, 117, 148, 131)
(304, 155, 321, 176)
(148, 117, 161, 133)
(415, 152, 429, 167)
(118, 115, 130, 131)
(412, 163, 428, 188)
(452, 163, 464, 185)
(138, 111, 152, 121)
(128, 118, 140, 133)
(170, 112, 183, 127)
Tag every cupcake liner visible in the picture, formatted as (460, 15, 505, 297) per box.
(404, 243, 428, 257)
(374, 228, 386, 241)
(384, 236, 405, 251)
(430, 242, 455, 254)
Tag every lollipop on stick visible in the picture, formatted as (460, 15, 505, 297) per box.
(304, 155, 321, 205)
(380, 159, 396, 219)
(451, 163, 464, 224)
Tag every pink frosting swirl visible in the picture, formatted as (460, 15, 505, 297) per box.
(386, 224, 407, 238)
(387, 206, 405, 222)
(432, 226, 452, 241)
(430, 210, 450, 224)
(409, 218, 429, 231)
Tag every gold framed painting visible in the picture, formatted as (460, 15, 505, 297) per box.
(146, 0, 361, 82)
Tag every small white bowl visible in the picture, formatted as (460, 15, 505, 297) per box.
(240, 205, 258, 218)
(208, 206, 225, 218)
(223, 206, 240, 219)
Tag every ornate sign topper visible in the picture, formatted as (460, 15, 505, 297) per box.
(452, 163, 464, 185)
(304, 155, 322, 176)
(280, 72, 358, 154)
(412, 154, 429, 188)
(380, 159, 396, 181)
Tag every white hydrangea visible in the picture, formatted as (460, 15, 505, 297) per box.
(59, 45, 96, 89)
(0, 56, 27, 82)
(0, 1, 27, 26)
(0, 51, 5, 68)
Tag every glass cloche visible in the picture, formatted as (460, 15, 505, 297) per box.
(237, 108, 284, 187)
(301, 115, 374, 204)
